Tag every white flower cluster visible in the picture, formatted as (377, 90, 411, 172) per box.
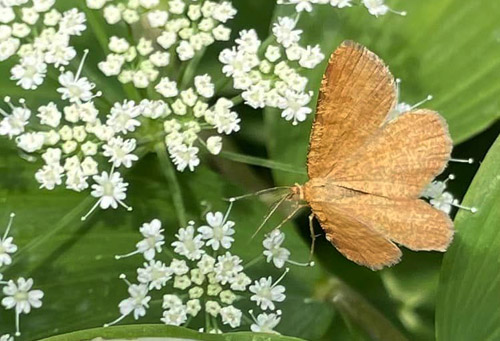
(277, 0, 406, 17)
(154, 74, 240, 171)
(0, 0, 86, 90)
(108, 206, 286, 334)
(219, 16, 325, 125)
(0, 52, 142, 220)
(91, 0, 236, 88)
(0, 213, 44, 338)
(0, 52, 241, 218)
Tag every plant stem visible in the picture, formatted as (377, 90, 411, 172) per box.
(219, 150, 307, 175)
(315, 277, 408, 341)
(179, 48, 207, 90)
(86, 9, 142, 101)
(155, 143, 187, 227)
(84, 9, 108, 56)
(5, 197, 94, 270)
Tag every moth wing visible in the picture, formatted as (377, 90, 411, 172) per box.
(329, 110, 452, 198)
(307, 40, 397, 179)
(324, 189, 454, 251)
(309, 194, 402, 270)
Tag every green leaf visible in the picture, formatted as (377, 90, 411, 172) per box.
(39, 324, 304, 341)
(436, 134, 500, 340)
(339, 0, 500, 143)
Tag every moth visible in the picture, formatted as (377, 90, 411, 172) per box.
(291, 41, 454, 270)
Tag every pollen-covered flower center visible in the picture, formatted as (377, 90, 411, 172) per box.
(24, 65, 38, 78)
(257, 287, 272, 300)
(212, 225, 224, 240)
(102, 180, 115, 196)
(14, 291, 29, 301)
(68, 85, 83, 98)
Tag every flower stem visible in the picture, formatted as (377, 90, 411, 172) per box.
(179, 48, 207, 90)
(219, 150, 307, 175)
(315, 277, 408, 340)
(243, 255, 263, 269)
(85, 8, 141, 101)
(155, 143, 188, 227)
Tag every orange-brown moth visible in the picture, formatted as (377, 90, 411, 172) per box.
(291, 41, 454, 270)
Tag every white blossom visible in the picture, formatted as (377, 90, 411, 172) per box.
(11, 55, 47, 90)
(171, 223, 205, 261)
(198, 211, 235, 251)
(0, 107, 30, 138)
(137, 260, 172, 290)
(263, 229, 290, 269)
(250, 311, 282, 333)
(103, 137, 138, 168)
(87, 170, 130, 213)
(249, 273, 287, 311)
(220, 305, 242, 328)
(2, 278, 44, 336)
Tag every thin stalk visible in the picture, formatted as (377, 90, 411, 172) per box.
(219, 150, 307, 175)
(315, 277, 408, 341)
(5, 197, 94, 270)
(86, 9, 141, 101)
(155, 143, 187, 227)
(84, 9, 109, 56)
(179, 48, 207, 90)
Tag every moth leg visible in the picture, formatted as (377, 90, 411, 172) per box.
(251, 195, 288, 239)
(309, 213, 317, 262)
(274, 204, 306, 231)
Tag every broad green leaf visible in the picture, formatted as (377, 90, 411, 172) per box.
(40, 324, 304, 341)
(436, 134, 500, 340)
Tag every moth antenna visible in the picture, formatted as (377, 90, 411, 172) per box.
(452, 199, 478, 213)
(226, 186, 291, 202)
(450, 158, 474, 164)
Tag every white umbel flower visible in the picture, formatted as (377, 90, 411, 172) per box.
(168, 144, 200, 172)
(263, 229, 290, 269)
(0, 213, 17, 267)
(81, 170, 131, 220)
(103, 136, 139, 168)
(214, 252, 243, 285)
(171, 223, 205, 261)
(57, 50, 95, 103)
(10, 55, 47, 90)
(2, 278, 44, 337)
(219, 305, 242, 328)
(272, 17, 302, 48)
(104, 278, 151, 327)
(107, 100, 141, 134)
(0, 107, 31, 139)
(137, 260, 172, 290)
(250, 311, 282, 333)
(198, 211, 235, 251)
(249, 271, 288, 311)
(206, 136, 222, 155)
